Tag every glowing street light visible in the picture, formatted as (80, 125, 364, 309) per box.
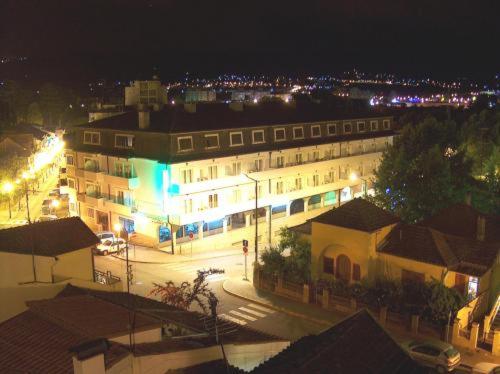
(51, 199, 60, 209)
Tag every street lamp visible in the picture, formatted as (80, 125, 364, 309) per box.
(22, 172, 33, 223)
(2, 181, 14, 219)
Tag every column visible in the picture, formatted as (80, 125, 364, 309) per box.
(320, 193, 325, 208)
(197, 222, 204, 240)
(285, 202, 291, 217)
(303, 197, 310, 213)
(469, 322, 479, 350)
(337, 189, 342, 207)
(222, 217, 228, 234)
(245, 212, 251, 227)
(265, 206, 271, 222)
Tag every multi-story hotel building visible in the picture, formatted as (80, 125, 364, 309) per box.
(65, 102, 394, 252)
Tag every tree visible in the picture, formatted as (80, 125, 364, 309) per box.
(27, 102, 43, 125)
(372, 116, 474, 222)
(39, 83, 66, 126)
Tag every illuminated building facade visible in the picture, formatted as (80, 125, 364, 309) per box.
(65, 102, 394, 251)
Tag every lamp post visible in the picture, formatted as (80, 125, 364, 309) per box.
(22, 172, 32, 224)
(243, 173, 259, 264)
(2, 182, 14, 219)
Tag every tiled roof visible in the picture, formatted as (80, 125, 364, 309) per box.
(0, 311, 129, 374)
(251, 309, 424, 374)
(420, 204, 500, 242)
(27, 294, 162, 338)
(378, 224, 499, 276)
(312, 198, 400, 232)
(289, 221, 312, 235)
(0, 217, 99, 257)
(167, 359, 245, 374)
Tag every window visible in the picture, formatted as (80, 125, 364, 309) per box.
(383, 119, 390, 130)
(357, 121, 365, 132)
(181, 169, 193, 184)
(327, 123, 337, 136)
(178, 136, 193, 152)
(352, 264, 361, 281)
(68, 178, 75, 189)
(204, 134, 219, 149)
(311, 150, 320, 161)
(276, 155, 285, 168)
(295, 153, 303, 164)
(324, 149, 333, 159)
(454, 273, 467, 295)
(276, 181, 284, 194)
(208, 194, 218, 208)
(295, 177, 302, 190)
(232, 189, 241, 203)
(66, 155, 74, 166)
(311, 125, 321, 138)
(87, 208, 94, 218)
(231, 162, 241, 175)
(254, 159, 263, 171)
(83, 131, 100, 145)
(115, 134, 134, 148)
(312, 174, 319, 187)
(293, 126, 304, 139)
(84, 158, 99, 172)
(252, 130, 265, 144)
(115, 162, 133, 178)
(184, 199, 193, 214)
(326, 170, 335, 183)
(402, 269, 425, 284)
(343, 122, 352, 134)
(370, 120, 378, 131)
(323, 257, 334, 274)
(229, 132, 244, 147)
(208, 165, 218, 179)
(274, 128, 286, 142)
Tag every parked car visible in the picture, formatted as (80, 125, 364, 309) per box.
(95, 238, 126, 256)
(401, 340, 461, 373)
(96, 231, 116, 244)
(37, 214, 58, 222)
(473, 362, 500, 374)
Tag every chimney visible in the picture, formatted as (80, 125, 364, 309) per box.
(465, 191, 472, 206)
(184, 103, 197, 113)
(70, 339, 108, 374)
(477, 216, 486, 241)
(138, 110, 150, 129)
(229, 102, 244, 111)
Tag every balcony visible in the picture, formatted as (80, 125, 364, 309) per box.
(103, 194, 136, 215)
(75, 166, 104, 182)
(105, 172, 140, 190)
(84, 191, 105, 208)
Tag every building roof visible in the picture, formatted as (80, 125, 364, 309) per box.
(0, 217, 99, 257)
(420, 204, 500, 242)
(289, 221, 312, 236)
(251, 309, 424, 374)
(378, 224, 499, 276)
(312, 198, 400, 232)
(76, 101, 390, 134)
(0, 310, 129, 374)
(167, 359, 244, 374)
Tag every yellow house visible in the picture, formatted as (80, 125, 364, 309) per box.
(307, 199, 499, 303)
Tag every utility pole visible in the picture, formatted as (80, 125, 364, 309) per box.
(244, 174, 259, 263)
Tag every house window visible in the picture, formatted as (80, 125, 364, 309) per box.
(68, 178, 75, 189)
(295, 177, 302, 190)
(204, 134, 219, 149)
(231, 162, 241, 175)
(402, 269, 425, 284)
(311, 125, 321, 138)
(184, 199, 193, 214)
(87, 208, 95, 218)
(115, 162, 133, 178)
(254, 159, 263, 172)
(178, 136, 193, 152)
(323, 257, 334, 274)
(326, 170, 335, 183)
(293, 126, 304, 139)
(336, 255, 351, 281)
(274, 128, 286, 142)
(383, 119, 390, 130)
(83, 131, 101, 145)
(208, 194, 218, 208)
(311, 151, 320, 161)
(295, 153, 303, 164)
(454, 273, 467, 295)
(276, 181, 284, 194)
(343, 123, 352, 134)
(208, 165, 218, 179)
(352, 264, 361, 281)
(312, 174, 319, 187)
(252, 130, 265, 144)
(115, 134, 134, 148)
(276, 155, 285, 168)
(327, 123, 337, 136)
(230, 132, 244, 147)
(357, 121, 365, 132)
(66, 155, 74, 166)
(232, 189, 241, 203)
(181, 169, 193, 184)
(370, 120, 378, 131)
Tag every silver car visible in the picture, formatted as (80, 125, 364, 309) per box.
(401, 339, 461, 373)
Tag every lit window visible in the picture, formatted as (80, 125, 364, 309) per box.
(295, 153, 303, 164)
(383, 119, 390, 130)
(208, 194, 218, 208)
(293, 126, 304, 139)
(252, 130, 265, 144)
(184, 199, 193, 214)
(295, 177, 302, 190)
(276, 155, 285, 168)
(83, 131, 100, 145)
(357, 121, 365, 132)
(232, 189, 241, 203)
(181, 169, 193, 184)
(327, 123, 337, 136)
(178, 136, 193, 152)
(115, 134, 134, 148)
(66, 155, 74, 165)
(274, 128, 286, 142)
(254, 159, 263, 171)
(370, 120, 378, 131)
(276, 181, 284, 194)
(311, 125, 321, 138)
(312, 174, 319, 186)
(204, 134, 219, 149)
(68, 178, 75, 189)
(208, 165, 218, 179)
(343, 123, 352, 134)
(230, 132, 243, 147)
(231, 162, 241, 175)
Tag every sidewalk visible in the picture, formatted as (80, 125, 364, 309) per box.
(222, 277, 500, 368)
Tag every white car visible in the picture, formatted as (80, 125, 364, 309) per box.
(95, 238, 126, 256)
(96, 231, 116, 244)
(401, 339, 461, 373)
(473, 362, 500, 374)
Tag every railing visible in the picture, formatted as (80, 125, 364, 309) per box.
(484, 294, 500, 341)
(110, 171, 137, 179)
(94, 269, 121, 285)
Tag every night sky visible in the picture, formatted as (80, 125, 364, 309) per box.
(1, 0, 498, 80)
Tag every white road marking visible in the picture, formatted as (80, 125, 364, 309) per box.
(229, 310, 257, 321)
(238, 307, 266, 317)
(219, 313, 247, 325)
(247, 303, 275, 313)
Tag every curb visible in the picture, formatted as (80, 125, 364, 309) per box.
(111, 249, 254, 265)
(222, 279, 332, 327)
(110, 254, 168, 264)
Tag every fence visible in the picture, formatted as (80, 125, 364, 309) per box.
(94, 269, 121, 286)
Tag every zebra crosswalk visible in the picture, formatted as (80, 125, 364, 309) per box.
(160, 261, 228, 283)
(219, 303, 275, 326)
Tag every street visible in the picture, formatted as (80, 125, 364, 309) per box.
(94, 252, 326, 341)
